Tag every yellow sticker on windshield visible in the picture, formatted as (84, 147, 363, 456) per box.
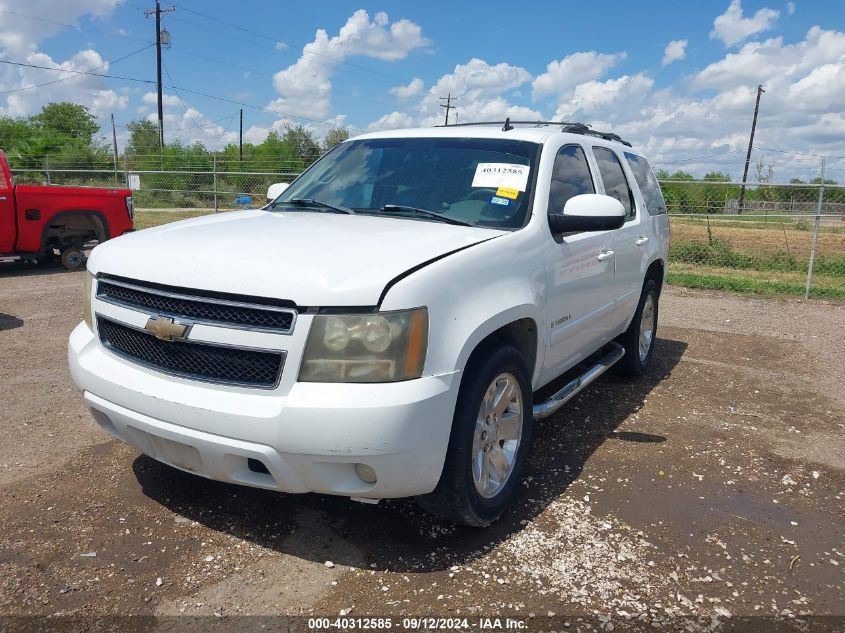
(496, 187, 519, 199)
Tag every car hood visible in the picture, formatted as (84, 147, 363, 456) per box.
(88, 209, 503, 306)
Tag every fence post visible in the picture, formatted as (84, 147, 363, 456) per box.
(804, 157, 825, 299)
(45, 155, 50, 185)
(213, 154, 218, 213)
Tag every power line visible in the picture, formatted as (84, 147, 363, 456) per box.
(0, 44, 154, 95)
(0, 59, 156, 85)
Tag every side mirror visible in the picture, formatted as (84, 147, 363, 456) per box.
(266, 182, 290, 203)
(549, 194, 626, 233)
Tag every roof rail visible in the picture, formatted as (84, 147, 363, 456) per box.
(438, 120, 633, 147)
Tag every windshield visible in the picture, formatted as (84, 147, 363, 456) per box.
(270, 137, 539, 229)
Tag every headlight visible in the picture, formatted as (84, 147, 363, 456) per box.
(83, 271, 94, 330)
(299, 308, 428, 383)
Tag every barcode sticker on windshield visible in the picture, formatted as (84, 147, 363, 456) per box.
(472, 163, 530, 191)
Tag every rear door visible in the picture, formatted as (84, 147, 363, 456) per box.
(0, 155, 15, 253)
(542, 143, 617, 381)
(591, 146, 645, 331)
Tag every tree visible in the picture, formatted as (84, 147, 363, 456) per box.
(126, 119, 161, 161)
(282, 125, 321, 165)
(323, 127, 349, 152)
(703, 171, 731, 182)
(31, 102, 99, 145)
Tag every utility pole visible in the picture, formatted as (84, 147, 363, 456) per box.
(440, 93, 456, 126)
(144, 1, 175, 148)
(239, 109, 243, 161)
(110, 113, 119, 184)
(738, 84, 765, 214)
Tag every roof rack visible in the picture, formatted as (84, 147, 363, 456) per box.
(439, 120, 633, 147)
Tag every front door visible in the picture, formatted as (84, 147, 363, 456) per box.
(542, 144, 617, 383)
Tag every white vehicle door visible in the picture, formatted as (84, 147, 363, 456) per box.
(623, 150, 670, 282)
(591, 146, 645, 331)
(542, 144, 617, 382)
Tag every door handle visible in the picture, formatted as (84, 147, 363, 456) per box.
(597, 249, 614, 261)
(635, 236, 649, 246)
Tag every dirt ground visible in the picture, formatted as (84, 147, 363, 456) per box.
(0, 263, 843, 632)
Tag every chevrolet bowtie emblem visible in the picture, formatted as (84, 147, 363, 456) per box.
(144, 316, 189, 342)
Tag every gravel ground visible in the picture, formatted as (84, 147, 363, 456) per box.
(1, 263, 843, 631)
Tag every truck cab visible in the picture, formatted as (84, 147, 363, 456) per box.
(69, 121, 669, 526)
(0, 150, 134, 269)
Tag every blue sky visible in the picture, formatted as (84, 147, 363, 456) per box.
(0, 0, 844, 179)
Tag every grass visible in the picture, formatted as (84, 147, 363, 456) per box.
(668, 263, 845, 300)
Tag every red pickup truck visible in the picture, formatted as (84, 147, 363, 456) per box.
(0, 150, 134, 270)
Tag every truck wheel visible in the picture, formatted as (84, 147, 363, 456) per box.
(617, 278, 658, 376)
(417, 345, 533, 527)
(60, 248, 86, 271)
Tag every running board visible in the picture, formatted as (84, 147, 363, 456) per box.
(532, 342, 625, 420)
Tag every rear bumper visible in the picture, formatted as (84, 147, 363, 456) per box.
(69, 322, 461, 498)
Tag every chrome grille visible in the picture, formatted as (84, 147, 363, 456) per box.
(96, 278, 296, 333)
(98, 318, 284, 388)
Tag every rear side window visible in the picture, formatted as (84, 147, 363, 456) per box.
(547, 144, 594, 213)
(625, 152, 667, 215)
(592, 147, 635, 219)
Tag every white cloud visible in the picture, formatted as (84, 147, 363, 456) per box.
(710, 0, 780, 46)
(694, 27, 845, 91)
(390, 77, 424, 100)
(0, 0, 118, 57)
(367, 111, 415, 131)
(269, 9, 428, 120)
(662, 40, 688, 66)
(142, 92, 182, 108)
(1, 49, 127, 118)
(532, 51, 625, 100)
(786, 2, 796, 15)
(553, 73, 656, 121)
(0, 1, 125, 124)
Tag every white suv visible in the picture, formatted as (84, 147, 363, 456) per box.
(69, 121, 669, 526)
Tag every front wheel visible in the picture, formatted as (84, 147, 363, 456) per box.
(417, 345, 533, 526)
(617, 279, 658, 376)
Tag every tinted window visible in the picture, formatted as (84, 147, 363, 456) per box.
(273, 137, 539, 229)
(625, 152, 667, 215)
(548, 145, 594, 213)
(593, 147, 635, 219)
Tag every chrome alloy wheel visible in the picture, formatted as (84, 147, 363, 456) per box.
(639, 293, 655, 361)
(472, 372, 523, 499)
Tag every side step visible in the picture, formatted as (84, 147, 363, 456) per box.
(532, 342, 625, 420)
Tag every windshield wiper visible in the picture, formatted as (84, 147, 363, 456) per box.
(280, 198, 356, 214)
(380, 204, 472, 227)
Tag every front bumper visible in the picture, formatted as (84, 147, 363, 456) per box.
(69, 322, 460, 499)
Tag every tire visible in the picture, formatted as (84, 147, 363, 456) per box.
(417, 344, 533, 527)
(617, 278, 659, 376)
(60, 248, 86, 271)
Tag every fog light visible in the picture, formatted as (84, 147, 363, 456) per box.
(355, 463, 377, 485)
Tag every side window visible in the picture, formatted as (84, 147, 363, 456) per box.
(624, 152, 667, 215)
(547, 144, 595, 214)
(592, 147, 635, 219)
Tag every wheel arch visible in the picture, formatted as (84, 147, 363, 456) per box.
(40, 210, 109, 255)
(645, 258, 665, 296)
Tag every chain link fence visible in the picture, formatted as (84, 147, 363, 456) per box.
(9, 164, 845, 300)
(662, 180, 845, 299)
